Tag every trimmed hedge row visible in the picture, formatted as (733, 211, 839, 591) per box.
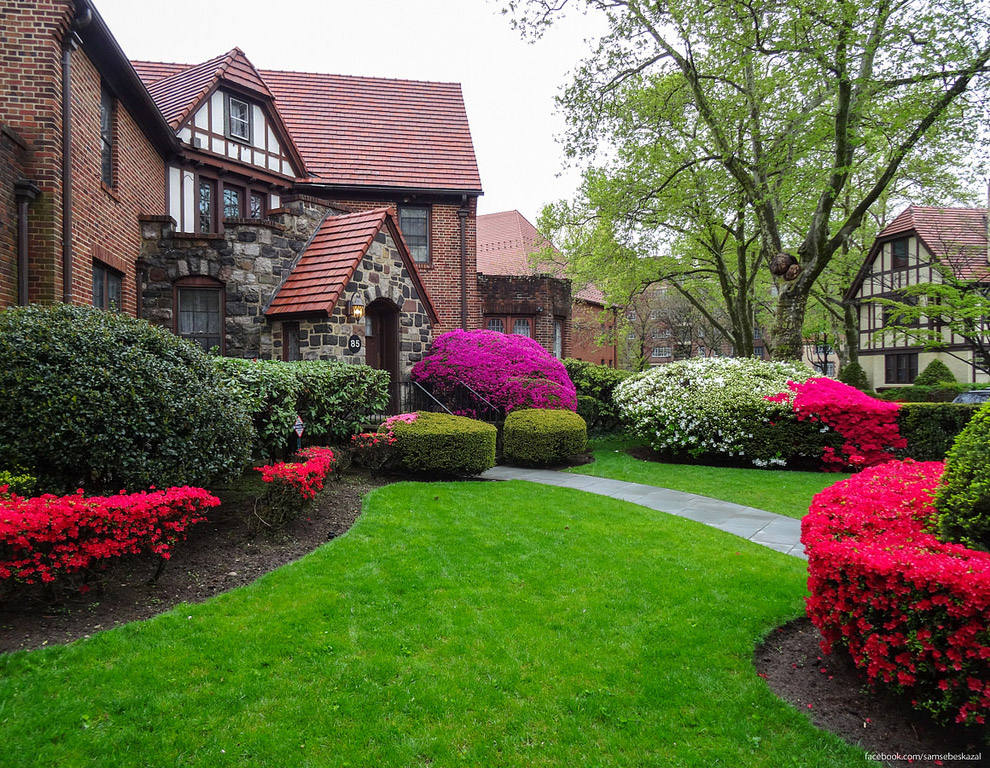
(388, 411, 496, 477)
(215, 358, 390, 459)
(504, 409, 587, 467)
(804, 461, 990, 726)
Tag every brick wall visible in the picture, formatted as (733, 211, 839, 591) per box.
(326, 195, 481, 333)
(571, 300, 617, 366)
(0, 0, 71, 306)
(69, 50, 165, 315)
(477, 273, 572, 358)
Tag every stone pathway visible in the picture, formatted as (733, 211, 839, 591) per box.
(480, 465, 806, 559)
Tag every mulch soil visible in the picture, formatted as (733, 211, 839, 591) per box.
(1, 461, 986, 765)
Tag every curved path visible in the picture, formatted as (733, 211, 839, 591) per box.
(480, 465, 806, 560)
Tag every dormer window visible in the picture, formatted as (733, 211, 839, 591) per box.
(226, 95, 251, 142)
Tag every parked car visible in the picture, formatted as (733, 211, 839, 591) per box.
(952, 389, 990, 404)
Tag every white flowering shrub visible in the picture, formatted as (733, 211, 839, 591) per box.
(613, 357, 816, 466)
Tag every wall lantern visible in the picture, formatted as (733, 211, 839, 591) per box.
(348, 294, 365, 320)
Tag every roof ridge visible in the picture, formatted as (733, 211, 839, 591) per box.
(259, 67, 463, 87)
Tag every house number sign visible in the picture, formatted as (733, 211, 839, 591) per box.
(347, 334, 362, 353)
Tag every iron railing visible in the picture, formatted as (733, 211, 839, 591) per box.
(365, 379, 504, 425)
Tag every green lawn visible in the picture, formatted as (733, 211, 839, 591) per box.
(0, 481, 868, 767)
(567, 437, 851, 519)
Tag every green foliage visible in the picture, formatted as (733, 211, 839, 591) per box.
(837, 362, 870, 392)
(897, 403, 980, 462)
(874, 383, 983, 403)
(914, 358, 957, 386)
(388, 411, 496, 477)
(503, 409, 588, 467)
(562, 359, 633, 433)
(935, 401, 990, 550)
(0, 468, 36, 497)
(0, 304, 251, 493)
(214, 358, 390, 458)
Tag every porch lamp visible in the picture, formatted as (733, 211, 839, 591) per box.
(348, 294, 365, 320)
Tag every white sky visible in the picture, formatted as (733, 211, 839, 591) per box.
(90, 0, 603, 225)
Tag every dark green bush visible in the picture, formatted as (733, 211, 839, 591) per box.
(837, 361, 870, 391)
(0, 304, 251, 493)
(875, 383, 982, 403)
(897, 403, 980, 461)
(214, 358, 390, 458)
(504, 409, 588, 467)
(935, 401, 990, 550)
(914, 358, 957, 386)
(388, 411, 496, 477)
(562, 359, 633, 433)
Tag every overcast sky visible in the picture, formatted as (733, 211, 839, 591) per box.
(91, 0, 603, 225)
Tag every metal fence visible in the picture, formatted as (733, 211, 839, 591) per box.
(365, 379, 504, 425)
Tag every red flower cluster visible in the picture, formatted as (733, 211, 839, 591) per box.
(255, 447, 336, 500)
(803, 460, 990, 725)
(771, 377, 906, 469)
(0, 485, 217, 585)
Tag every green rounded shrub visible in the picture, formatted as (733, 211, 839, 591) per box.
(387, 411, 496, 477)
(837, 361, 870, 391)
(563, 359, 633, 433)
(0, 304, 252, 493)
(914, 358, 957, 386)
(935, 400, 990, 550)
(503, 408, 588, 467)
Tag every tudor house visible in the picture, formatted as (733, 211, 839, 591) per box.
(1, 0, 484, 393)
(845, 205, 990, 388)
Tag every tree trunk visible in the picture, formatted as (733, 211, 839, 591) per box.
(843, 302, 859, 366)
(770, 285, 810, 362)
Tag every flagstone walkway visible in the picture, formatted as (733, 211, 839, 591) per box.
(480, 465, 806, 559)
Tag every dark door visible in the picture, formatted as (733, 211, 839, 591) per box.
(366, 299, 400, 414)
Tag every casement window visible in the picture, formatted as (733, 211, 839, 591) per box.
(250, 192, 265, 219)
(754, 345, 765, 357)
(885, 352, 918, 384)
(696, 345, 706, 357)
(649, 310, 661, 320)
(486, 316, 533, 337)
(512, 318, 532, 337)
(652, 346, 672, 359)
(223, 186, 243, 219)
(100, 82, 115, 187)
(398, 206, 429, 263)
(198, 179, 216, 233)
(891, 238, 909, 270)
(553, 319, 563, 358)
(226, 95, 251, 143)
(627, 330, 637, 340)
(815, 344, 832, 356)
(176, 278, 224, 353)
(753, 328, 763, 340)
(487, 317, 505, 333)
(92, 261, 122, 310)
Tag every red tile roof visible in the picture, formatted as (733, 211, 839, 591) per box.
(265, 208, 437, 321)
(477, 210, 604, 304)
(133, 58, 483, 194)
(879, 205, 990, 280)
(260, 69, 482, 192)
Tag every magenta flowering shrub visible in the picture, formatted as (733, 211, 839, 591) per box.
(804, 460, 990, 726)
(411, 330, 577, 414)
(768, 377, 906, 470)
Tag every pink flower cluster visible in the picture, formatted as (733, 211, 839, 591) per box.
(0, 485, 217, 585)
(255, 447, 336, 501)
(411, 330, 577, 414)
(769, 377, 906, 469)
(803, 460, 990, 725)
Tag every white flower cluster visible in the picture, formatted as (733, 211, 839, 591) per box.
(613, 357, 813, 466)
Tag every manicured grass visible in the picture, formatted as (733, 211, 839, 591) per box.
(567, 437, 851, 520)
(0, 481, 868, 767)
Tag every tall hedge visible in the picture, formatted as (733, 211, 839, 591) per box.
(935, 401, 990, 551)
(214, 358, 390, 458)
(562, 359, 632, 432)
(897, 403, 980, 461)
(0, 304, 252, 493)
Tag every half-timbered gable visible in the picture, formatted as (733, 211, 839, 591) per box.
(133, 50, 306, 234)
(845, 205, 990, 387)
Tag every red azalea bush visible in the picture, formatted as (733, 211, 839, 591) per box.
(0, 485, 216, 589)
(254, 447, 337, 530)
(411, 330, 577, 415)
(803, 460, 990, 725)
(350, 414, 416, 471)
(769, 377, 906, 470)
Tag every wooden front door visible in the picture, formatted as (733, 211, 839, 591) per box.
(366, 299, 400, 414)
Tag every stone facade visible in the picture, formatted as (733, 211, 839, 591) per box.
(140, 197, 433, 378)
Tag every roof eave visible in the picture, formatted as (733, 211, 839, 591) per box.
(294, 181, 484, 198)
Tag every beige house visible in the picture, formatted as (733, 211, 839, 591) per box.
(845, 205, 990, 388)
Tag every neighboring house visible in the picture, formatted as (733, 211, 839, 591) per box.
(476, 209, 618, 363)
(1, 0, 484, 397)
(845, 205, 990, 388)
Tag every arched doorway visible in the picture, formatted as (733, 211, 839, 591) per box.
(365, 298, 400, 414)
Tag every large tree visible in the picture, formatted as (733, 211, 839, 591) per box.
(506, 0, 990, 361)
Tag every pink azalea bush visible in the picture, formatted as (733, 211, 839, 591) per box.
(350, 413, 418, 471)
(768, 377, 906, 470)
(804, 460, 990, 725)
(411, 330, 577, 414)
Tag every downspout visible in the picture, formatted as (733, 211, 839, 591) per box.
(459, 194, 468, 329)
(60, 6, 91, 303)
(14, 179, 41, 305)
